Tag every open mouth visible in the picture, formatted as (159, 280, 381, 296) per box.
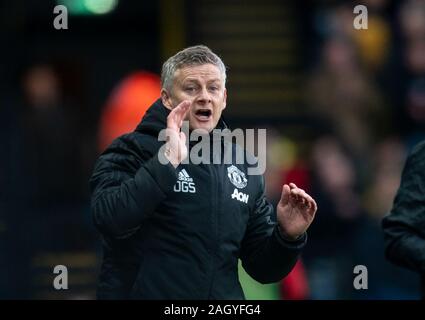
(194, 109, 212, 121)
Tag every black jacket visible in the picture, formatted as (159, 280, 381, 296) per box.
(90, 99, 307, 299)
(382, 141, 425, 298)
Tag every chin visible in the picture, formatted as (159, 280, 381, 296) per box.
(189, 119, 215, 133)
(190, 124, 213, 133)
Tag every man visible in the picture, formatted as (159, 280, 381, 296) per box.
(382, 140, 425, 298)
(90, 45, 317, 299)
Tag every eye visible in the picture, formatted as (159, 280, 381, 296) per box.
(209, 86, 219, 92)
(185, 86, 196, 93)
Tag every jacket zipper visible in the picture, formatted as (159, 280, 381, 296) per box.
(206, 163, 220, 298)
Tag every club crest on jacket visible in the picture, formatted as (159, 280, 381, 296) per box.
(227, 165, 248, 189)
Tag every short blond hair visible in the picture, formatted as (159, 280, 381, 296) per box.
(161, 45, 226, 91)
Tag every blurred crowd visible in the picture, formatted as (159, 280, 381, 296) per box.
(261, 0, 425, 299)
(1, 0, 424, 299)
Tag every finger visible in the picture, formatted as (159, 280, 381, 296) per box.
(175, 102, 191, 128)
(168, 100, 190, 129)
(168, 101, 183, 120)
(292, 190, 309, 207)
(280, 184, 291, 205)
(180, 101, 191, 121)
(298, 196, 308, 208)
(175, 100, 191, 120)
(179, 131, 186, 143)
(290, 189, 299, 201)
(291, 188, 304, 200)
(289, 190, 299, 206)
(167, 111, 179, 131)
(165, 128, 178, 143)
(174, 100, 191, 112)
(302, 194, 316, 213)
(302, 193, 317, 213)
(296, 189, 309, 200)
(289, 183, 297, 189)
(311, 198, 318, 213)
(304, 195, 313, 209)
(301, 193, 314, 209)
(303, 198, 312, 210)
(299, 190, 309, 201)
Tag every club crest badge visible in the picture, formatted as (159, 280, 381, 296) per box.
(227, 165, 248, 189)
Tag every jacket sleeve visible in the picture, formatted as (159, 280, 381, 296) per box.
(89, 134, 178, 239)
(382, 142, 425, 274)
(240, 176, 307, 284)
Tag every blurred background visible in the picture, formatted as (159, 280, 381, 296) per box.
(1, 0, 424, 299)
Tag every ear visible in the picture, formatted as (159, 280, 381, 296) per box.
(161, 88, 173, 110)
(222, 88, 227, 110)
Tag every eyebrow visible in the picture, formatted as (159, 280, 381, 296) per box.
(182, 78, 221, 84)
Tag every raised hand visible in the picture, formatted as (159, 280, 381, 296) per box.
(276, 183, 317, 240)
(164, 100, 191, 168)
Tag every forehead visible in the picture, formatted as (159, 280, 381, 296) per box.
(174, 63, 222, 83)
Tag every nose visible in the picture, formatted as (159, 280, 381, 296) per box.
(196, 86, 212, 105)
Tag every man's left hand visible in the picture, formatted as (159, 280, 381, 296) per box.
(276, 183, 317, 241)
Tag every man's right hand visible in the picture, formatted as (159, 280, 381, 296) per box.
(164, 100, 191, 168)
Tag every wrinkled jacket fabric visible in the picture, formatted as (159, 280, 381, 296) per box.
(382, 141, 425, 298)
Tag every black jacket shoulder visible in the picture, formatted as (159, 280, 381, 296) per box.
(382, 140, 425, 274)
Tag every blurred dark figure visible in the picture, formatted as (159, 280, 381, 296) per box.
(404, 78, 425, 144)
(382, 140, 425, 299)
(303, 136, 364, 299)
(313, 1, 392, 74)
(19, 64, 82, 203)
(308, 37, 389, 164)
(395, 0, 425, 143)
(354, 137, 420, 299)
(2, 64, 94, 298)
